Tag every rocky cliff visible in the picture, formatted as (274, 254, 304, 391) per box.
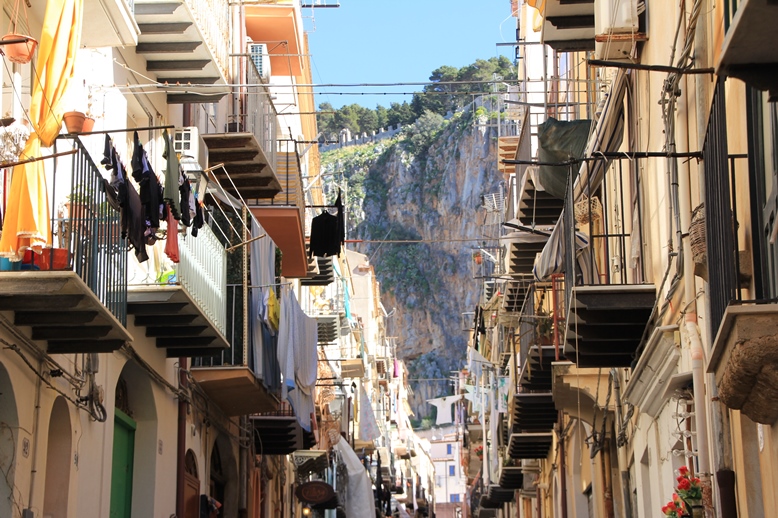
(321, 109, 502, 420)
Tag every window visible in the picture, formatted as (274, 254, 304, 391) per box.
(446, 444, 452, 455)
(448, 465, 455, 476)
(450, 494, 460, 503)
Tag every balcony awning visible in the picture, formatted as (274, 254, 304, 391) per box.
(533, 70, 627, 281)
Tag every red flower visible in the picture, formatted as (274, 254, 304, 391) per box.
(678, 466, 689, 475)
(678, 478, 691, 491)
(668, 502, 677, 511)
(691, 477, 700, 484)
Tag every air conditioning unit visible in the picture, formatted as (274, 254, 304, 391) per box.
(248, 43, 271, 81)
(173, 127, 208, 171)
(594, 0, 646, 60)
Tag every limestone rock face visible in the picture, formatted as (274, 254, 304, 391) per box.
(322, 113, 502, 417)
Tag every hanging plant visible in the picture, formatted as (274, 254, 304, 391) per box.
(2, 0, 37, 64)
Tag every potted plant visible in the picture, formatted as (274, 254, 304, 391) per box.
(63, 110, 86, 134)
(472, 250, 483, 265)
(474, 445, 483, 460)
(2, 0, 37, 64)
(661, 494, 688, 518)
(675, 466, 703, 517)
(536, 309, 554, 345)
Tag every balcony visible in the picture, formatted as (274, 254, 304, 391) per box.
(127, 221, 228, 358)
(708, 304, 778, 424)
(520, 345, 556, 392)
(561, 156, 655, 368)
(82, 0, 140, 47)
(0, 138, 131, 354)
(717, 0, 778, 99)
(541, 0, 595, 51)
(516, 171, 564, 227)
(487, 485, 515, 505)
(301, 256, 335, 286)
(249, 148, 308, 278)
(245, 1, 307, 78)
(503, 228, 551, 279)
(251, 405, 316, 456)
(498, 465, 524, 490)
(190, 283, 281, 415)
(133, 0, 231, 102)
(507, 393, 557, 459)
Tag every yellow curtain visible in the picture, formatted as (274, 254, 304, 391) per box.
(526, 0, 546, 32)
(0, 0, 83, 260)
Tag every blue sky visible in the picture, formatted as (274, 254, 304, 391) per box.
(304, 1, 516, 109)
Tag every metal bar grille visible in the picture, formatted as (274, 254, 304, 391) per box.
(702, 79, 738, 338)
(63, 138, 127, 325)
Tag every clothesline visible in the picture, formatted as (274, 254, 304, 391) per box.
(65, 124, 175, 137)
(246, 281, 292, 288)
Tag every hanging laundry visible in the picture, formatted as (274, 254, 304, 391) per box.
(277, 286, 318, 431)
(334, 188, 345, 245)
(162, 129, 181, 220)
(308, 209, 340, 258)
(463, 385, 489, 416)
(468, 346, 489, 381)
(190, 196, 204, 237)
(265, 288, 280, 332)
(498, 376, 510, 413)
(164, 204, 179, 263)
(102, 134, 148, 262)
(131, 131, 162, 238)
(179, 169, 192, 227)
(426, 394, 463, 426)
(358, 385, 380, 441)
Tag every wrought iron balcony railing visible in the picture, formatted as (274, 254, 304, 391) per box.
(55, 137, 128, 325)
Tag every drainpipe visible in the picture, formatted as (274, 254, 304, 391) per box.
(677, 63, 713, 509)
(687, 319, 712, 501)
(239, 416, 248, 516)
(25, 359, 43, 514)
(558, 411, 568, 518)
(601, 440, 615, 518)
(611, 370, 632, 518)
(176, 358, 188, 518)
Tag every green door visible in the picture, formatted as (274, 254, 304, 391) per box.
(110, 409, 136, 518)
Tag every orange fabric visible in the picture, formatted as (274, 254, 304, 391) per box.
(0, 0, 83, 259)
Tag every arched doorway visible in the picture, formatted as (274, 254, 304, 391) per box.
(0, 362, 19, 518)
(209, 435, 238, 518)
(110, 377, 136, 518)
(184, 449, 200, 518)
(110, 361, 158, 518)
(210, 443, 226, 518)
(43, 397, 72, 518)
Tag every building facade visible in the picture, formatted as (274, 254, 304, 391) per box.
(0, 1, 430, 517)
(466, 0, 778, 517)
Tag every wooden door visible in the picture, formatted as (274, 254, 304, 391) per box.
(110, 409, 136, 518)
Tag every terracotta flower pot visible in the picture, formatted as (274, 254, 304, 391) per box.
(2, 33, 37, 64)
(63, 111, 85, 134)
(81, 116, 95, 134)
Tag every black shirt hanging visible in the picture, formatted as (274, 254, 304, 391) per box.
(309, 210, 340, 258)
